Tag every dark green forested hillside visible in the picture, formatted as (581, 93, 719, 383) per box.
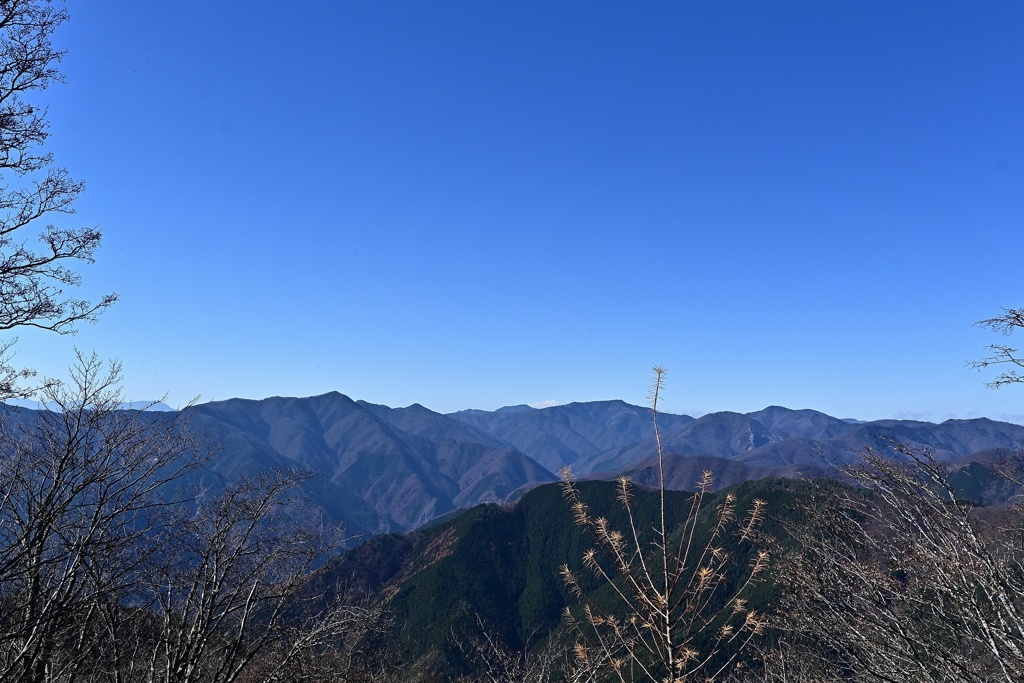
(321, 477, 812, 680)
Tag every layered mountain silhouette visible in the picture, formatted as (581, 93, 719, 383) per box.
(5, 394, 1024, 536)
(184, 393, 555, 535)
(181, 396, 1024, 535)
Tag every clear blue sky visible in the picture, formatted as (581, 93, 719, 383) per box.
(15, 1, 1024, 422)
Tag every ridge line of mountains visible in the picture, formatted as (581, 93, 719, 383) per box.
(116, 393, 1024, 535)
(7, 393, 1024, 537)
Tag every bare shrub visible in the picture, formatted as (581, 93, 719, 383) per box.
(559, 368, 768, 682)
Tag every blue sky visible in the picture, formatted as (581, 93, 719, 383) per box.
(14, 1, 1024, 421)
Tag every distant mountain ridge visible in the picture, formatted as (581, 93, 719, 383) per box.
(184, 392, 555, 535)
(162, 396, 1024, 534)
(6, 395, 1024, 536)
(449, 399, 694, 473)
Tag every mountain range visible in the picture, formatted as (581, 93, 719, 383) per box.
(171, 393, 1024, 536)
(6, 393, 1024, 537)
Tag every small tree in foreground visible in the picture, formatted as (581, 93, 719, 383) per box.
(559, 368, 768, 682)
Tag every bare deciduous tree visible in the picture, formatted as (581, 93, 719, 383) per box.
(136, 469, 382, 683)
(0, 353, 203, 683)
(559, 368, 769, 683)
(725, 643, 843, 683)
(0, 0, 116, 399)
(452, 612, 561, 683)
(0, 355, 386, 683)
(776, 442, 1024, 683)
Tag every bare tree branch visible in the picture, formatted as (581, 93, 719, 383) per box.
(0, 0, 117, 400)
(969, 308, 1024, 389)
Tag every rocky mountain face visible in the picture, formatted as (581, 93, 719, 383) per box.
(6, 395, 1024, 536)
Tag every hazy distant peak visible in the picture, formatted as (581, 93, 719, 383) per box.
(697, 410, 751, 420)
(495, 404, 534, 414)
(2, 399, 175, 412)
(207, 391, 356, 406)
(121, 401, 174, 412)
(449, 408, 489, 416)
(942, 416, 996, 425)
(563, 398, 637, 409)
